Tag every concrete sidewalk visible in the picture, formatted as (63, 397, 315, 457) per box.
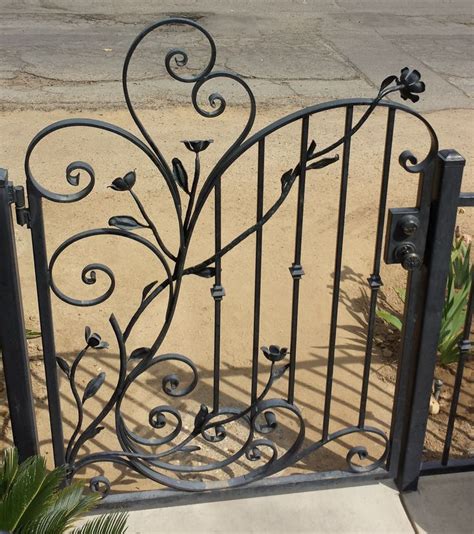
(84, 473, 473, 533)
(401, 472, 474, 534)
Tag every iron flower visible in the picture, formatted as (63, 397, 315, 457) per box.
(261, 345, 288, 363)
(398, 68, 425, 103)
(109, 170, 136, 191)
(85, 326, 108, 349)
(181, 139, 214, 153)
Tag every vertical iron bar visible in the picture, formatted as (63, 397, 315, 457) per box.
(0, 169, 39, 461)
(441, 274, 473, 465)
(251, 139, 265, 405)
(27, 185, 65, 466)
(287, 116, 310, 403)
(358, 108, 396, 427)
(212, 177, 223, 413)
(322, 106, 353, 439)
(393, 150, 465, 491)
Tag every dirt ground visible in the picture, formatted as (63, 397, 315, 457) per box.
(0, 103, 473, 492)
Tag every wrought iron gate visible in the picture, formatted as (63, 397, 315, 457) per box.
(0, 18, 471, 501)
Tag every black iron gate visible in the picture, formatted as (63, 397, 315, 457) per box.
(0, 18, 472, 501)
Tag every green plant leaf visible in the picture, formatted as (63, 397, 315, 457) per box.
(376, 309, 403, 332)
(26, 329, 41, 339)
(394, 287, 406, 303)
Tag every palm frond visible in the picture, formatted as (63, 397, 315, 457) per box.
(17, 465, 66, 527)
(52, 483, 101, 531)
(21, 508, 71, 534)
(0, 449, 127, 534)
(71, 512, 128, 534)
(23, 483, 101, 534)
(0, 447, 19, 498)
(0, 455, 47, 531)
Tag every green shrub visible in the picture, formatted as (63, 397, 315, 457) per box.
(376, 235, 472, 365)
(0, 448, 127, 534)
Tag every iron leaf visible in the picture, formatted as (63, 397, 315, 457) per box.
(109, 215, 147, 231)
(193, 404, 209, 430)
(306, 139, 317, 159)
(82, 371, 106, 403)
(129, 347, 151, 360)
(142, 280, 158, 302)
(306, 154, 340, 171)
(194, 267, 216, 278)
(56, 357, 70, 378)
(172, 158, 189, 194)
(177, 445, 201, 454)
(380, 74, 397, 91)
(89, 426, 105, 439)
(280, 169, 294, 194)
(272, 363, 290, 380)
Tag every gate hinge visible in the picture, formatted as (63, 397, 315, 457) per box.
(1, 171, 31, 227)
(10, 184, 31, 228)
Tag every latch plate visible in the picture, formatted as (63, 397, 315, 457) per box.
(384, 207, 424, 270)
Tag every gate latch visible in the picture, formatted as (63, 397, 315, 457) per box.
(384, 208, 423, 271)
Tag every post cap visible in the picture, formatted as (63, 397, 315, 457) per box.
(438, 149, 465, 166)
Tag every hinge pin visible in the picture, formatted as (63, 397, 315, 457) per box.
(13, 185, 30, 227)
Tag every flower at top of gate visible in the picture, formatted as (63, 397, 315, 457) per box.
(261, 345, 288, 362)
(398, 68, 425, 103)
(181, 139, 214, 153)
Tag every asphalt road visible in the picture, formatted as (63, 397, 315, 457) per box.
(0, 1, 472, 111)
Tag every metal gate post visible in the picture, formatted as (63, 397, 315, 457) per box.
(394, 150, 465, 491)
(0, 168, 39, 460)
